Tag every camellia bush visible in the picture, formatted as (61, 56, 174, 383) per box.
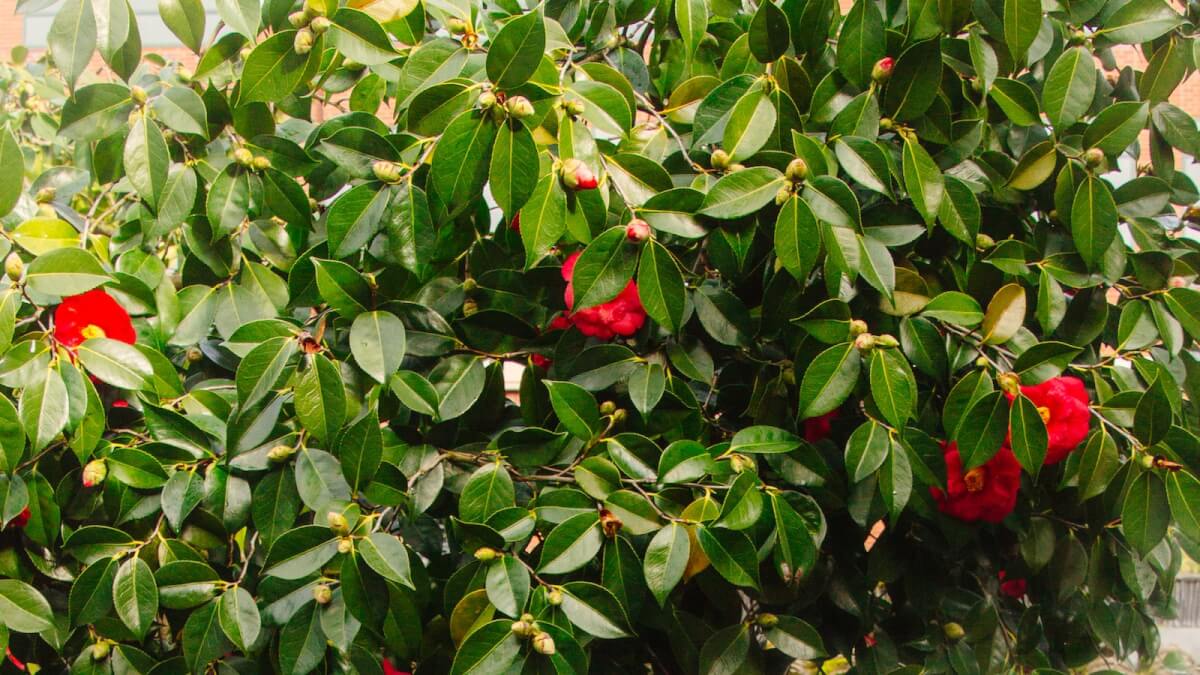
(4, 0, 1200, 671)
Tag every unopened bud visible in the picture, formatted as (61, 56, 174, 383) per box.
(710, 149, 731, 170)
(372, 160, 402, 183)
(91, 642, 110, 661)
(611, 408, 627, 424)
(462, 277, 478, 293)
(874, 334, 898, 348)
(943, 622, 965, 641)
(34, 186, 55, 203)
(185, 346, 203, 363)
(1140, 453, 1156, 470)
(871, 57, 895, 83)
(446, 17, 469, 34)
(82, 459, 107, 488)
(975, 356, 989, 368)
(293, 28, 314, 55)
(775, 186, 793, 206)
(756, 613, 779, 628)
(565, 99, 586, 116)
(532, 631, 556, 655)
(313, 584, 332, 604)
(998, 372, 1021, 396)
(879, 117, 894, 131)
(310, 16, 331, 34)
(1083, 147, 1105, 169)
(462, 298, 478, 316)
(1169, 276, 1188, 288)
(326, 510, 350, 535)
(854, 333, 876, 351)
(1069, 29, 1087, 45)
(474, 546, 498, 562)
(478, 91, 497, 109)
(338, 537, 353, 553)
(233, 147, 254, 166)
(599, 401, 617, 415)
(511, 620, 532, 636)
(560, 158, 597, 190)
(975, 233, 995, 250)
(849, 319, 868, 337)
(288, 10, 309, 27)
(4, 253, 23, 281)
(130, 86, 147, 106)
(785, 158, 809, 182)
(546, 589, 563, 606)
(267, 444, 295, 462)
(252, 155, 271, 171)
(506, 95, 534, 119)
(728, 453, 755, 473)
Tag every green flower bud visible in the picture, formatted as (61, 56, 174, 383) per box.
(478, 91, 497, 109)
(288, 10, 310, 28)
(446, 17, 469, 34)
(879, 117, 894, 131)
(756, 613, 779, 628)
(233, 147, 254, 166)
(875, 334, 899, 348)
(474, 546, 498, 562)
(4, 253, 22, 281)
(710, 149, 731, 170)
(774, 186, 793, 206)
(130, 85, 147, 106)
(854, 333, 876, 351)
(998, 372, 1021, 396)
(849, 319, 868, 337)
(785, 158, 809, 182)
(1140, 453, 1156, 470)
(313, 584, 332, 604)
(82, 459, 107, 488)
(267, 444, 296, 463)
(546, 589, 563, 606)
(975, 356, 990, 368)
(943, 622, 965, 641)
(293, 28, 315, 55)
(310, 16, 332, 34)
(565, 99, 586, 116)
(252, 155, 272, 171)
(91, 642, 110, 661)
(975, 233, 995, 250)
(506, 95, 535, 119)
(326, 511, 350, 535)
(185, 346, 203, 363)
(1083, 147, 1105, 169)
(372, 160, 402, 183)
(35, 186, 56, 203)
(511, 620, 532, 636)
(599, 401, 617, 415)
(532, 631, 556, 655)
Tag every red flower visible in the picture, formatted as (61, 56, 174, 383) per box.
(382, 658, 409, 675)
(547, 314, 571, 331)
(930, 442, 1021, 524)
(53, 289, 136, 348)
(625, 219, 650, 243)
(1007, 376, 1090, 464)
(998, 571, 1027, 598)
(872, 57, 895, 82)
(561, 252, 646, 339)
(530, 353, 551, 369)
(510, 212, 521, 231)
(6, 647, 24, 671)
(804, 410, 838, 443)
(6, 507, 29, 529)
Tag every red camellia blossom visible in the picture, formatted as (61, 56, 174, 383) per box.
(1007, 376, 1090, 464)
(530, 353, 551, 369)
(53, 289, 136, 348)
(382, 658, 409, 675)
(803, 410, 838, 443)
(7, 507, 30, 529)
(561, 252, 646, 339)
(998, 570, 1027, 598)
(930, 442, 1021, 523)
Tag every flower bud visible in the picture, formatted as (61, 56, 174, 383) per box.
(478, 91, 497, 109)
(233, 147, 254, 166)
(774, 185, 793, 206)
(728, 453, 755, 473)
(560, 159, 597, 191)
(854, 333, 876, 351)
(252, 155, 272, 171)
(611, 408, 627, 424)
(268, 444, 296, 462)
(879, 117, 894, 131)
(1169, 276, 1188, 288)
(511, 620, 532, 636)
(326, 511, 350, 535)
(313, 584, 333, 604)
(310, 16, 331, 34)
(598, 401, 616, 415)
(729, 163, 746, 172)
(785, 158, 809, 182)
(565, 99, 586, 116)
(710, 149, 731, 170)
(975, 356, 989, 368)
(506, 95, 534, 119)
(996, 373, 1021, 398)
(532, 631, 556, 655)
(446, 17, 469, 34)
(874, 334, 898, 348)
(130, 85, 147, 106)
(4, 253, 23, 281)
(1083, 147, 1105, 169)
(871, 57, 895, 83)
(337, 537, 353, 553)
(943, 622, 965, 641)
(82, 459, 107, 488)
(1140, 453, 1156, 470)
(293, 28, 315, 55)
(34, 186, 56, 203)
(975, 233, 995, 250)
(756, 613, 779, 628)
(1069, 29, 1087, 45)
(849, 319, 868, 337)
(462, 298, 478, 316)
(474, 546, 498, 562)
(288, 10, 309, 27)
(91, 642, 110, 661)
(546, 589, 563, 606)
(372, 160, 402, 183)
(9, 506, 30, 529)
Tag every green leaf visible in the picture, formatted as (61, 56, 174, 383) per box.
(869, 348, 916, 429)
(329, 8, 397, 65)
(263, 525, 340, 579)
(486, 10, 546, 88)
(217, 586, 260, 653)
(183, 601, 232, 672)
(559, 581, 634, 638)
(520, 174, 566, 267)
(722, 86, 776, 162)
(730, 426, 802, 454)
(1044, 47, 1098, 128)
(359, 532, 414, 588)
(699, 167, 784, 219)
(327, 184, 390, 258)
(432, 110, 499, 211)
(1009, 394, 1049, 475)
(0, 580, 54, 633)
(798, 342, 861, 419)
(696, 526, 760, 590)
(19, 366, 68, 453)
(235, 337, 298, 409)
(675, 0, 708, 58)
(845, 420, 891, 482)
(158, 0, 205, 51)
(1122, 469, 1169, 555)
(545, 380, 602, 440)
(1084, 102, 1150, 156)
(716, 470, 763, 530)
(69, 558, 116, 626)
(955, 391, 1010, 470)
(49, 0, 98, 89)
(748, 0, 790, 63)
(538, 512, 602, 574)
(1133, 376, 1172, 446)
(699, 624, 750, 675)
(459, 462, 515, 524)
(113, 557, 157, 638)
(1078, 429, 1120, 501)
(0, 126, 22, 219)
(775, 196, 821, 282)
(1003, 0, 1040, 61)
(431, 355, 486, 421)
(922, 292, 983, 326)
(106, 447, 169, 488)
(490, 122, 538, 219)
(837, 0, 885, 89)
(295, 448, 351, 513)
(981, 283, 1026, 345)
(77, 338, 154, 390)
(902, 134, 944, 225)
(1071, 175, 1118, 268)
(484, 555, 529, 617)
(124, 116, 169, 210)
(25, 248, 109, 296)
(338, 409, 383, 494)
(990, 78, 1041, 126)
(279, 602, 325, 675)
(215, 0, 259, 38)
(1167, 471, 1200, 543)
(350, 311, 406, 384)
(571, 226, 638, 310)
(449, 620, 522, 675)
(884, 39, 942, 121)
(1099, 0, 1182, 43)
(644, 522, 689, 605)
(238, 30, 313, 105)
(636, 240, 685, 333)
(294, 354, 346, 443)
(765, 617, 827, 660)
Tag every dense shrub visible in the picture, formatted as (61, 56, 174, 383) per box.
(1, 0, 1200, 672)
